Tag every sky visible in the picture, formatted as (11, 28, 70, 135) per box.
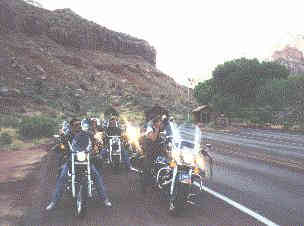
(37, 0, 304, 86)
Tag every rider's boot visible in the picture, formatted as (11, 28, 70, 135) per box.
(104, 198, 112, 207)
(46, 201, 56, 211)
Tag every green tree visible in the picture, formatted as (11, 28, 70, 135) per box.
(212, 58, 289, 105)
(260, 61, 289, 80)
(256, 79, 297, 110)
(194, 78, 215, 105)
(210, 94, 240, 114)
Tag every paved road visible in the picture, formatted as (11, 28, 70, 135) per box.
(10, 128, 304, 225)
(16, 147, 261, 226)
(202, 128, 304, 226)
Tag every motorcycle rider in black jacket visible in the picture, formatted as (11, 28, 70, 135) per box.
(46, 118, 112, 211)
(141, 115, 164, 193)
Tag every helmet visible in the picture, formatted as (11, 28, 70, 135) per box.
(81, 118, 90, 132)
(110, 115, 117, 121)
(91, 117, 101, 126)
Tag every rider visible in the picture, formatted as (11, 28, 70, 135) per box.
(91, 118, 103, 132)
(141, 115, 164, 193)
(103, 115, 131, 170)
(46, 118, 112, 211)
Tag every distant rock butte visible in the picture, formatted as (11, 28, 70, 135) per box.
(272, 45, 304, 75)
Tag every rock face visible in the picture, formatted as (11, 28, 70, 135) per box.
(272, 46, 304, 75)
(0, 0, 196, 116)
(0, 0, 156, 65)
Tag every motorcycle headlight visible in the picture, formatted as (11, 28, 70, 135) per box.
(182, 152, 195, 165)
(171, 148, 181, 164)
(76, 151, 87, 161)
(180, 148, 196, 166)
(60, 144, 65, 150)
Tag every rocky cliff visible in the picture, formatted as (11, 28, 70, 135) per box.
(0, 0, 156, 65)
(0, 0, 195, 120)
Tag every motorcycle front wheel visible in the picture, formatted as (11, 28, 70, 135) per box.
(203, 153, 213, 179)
(168, 182, 188, 216)
(74, 183, 88, 218)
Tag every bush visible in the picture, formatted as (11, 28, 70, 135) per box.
(18, 116, 56, 139)
(0, 132, 13, 145)
(0, 115, 21, 128)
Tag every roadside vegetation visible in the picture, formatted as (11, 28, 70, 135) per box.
(0, 113, 59, 151)
(194, 58, 304, 132)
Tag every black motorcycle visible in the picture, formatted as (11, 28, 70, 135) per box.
(52, 121, 100, 217)
(101, 118, 135, 172)
(65, 133, 101, 217)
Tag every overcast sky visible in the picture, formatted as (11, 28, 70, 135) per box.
(38, 0, 304, 86)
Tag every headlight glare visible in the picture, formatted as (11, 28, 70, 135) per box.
(76, 151, 87, 161)
(169, 160, 177, 168)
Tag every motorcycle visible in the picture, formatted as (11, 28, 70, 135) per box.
(106, 134, 122, 170)
(62, 134, 96, 217)
(101, 117, 135, 172)
(52, 121, 101, 217)
(167, 123, 213, 214)
(135, 122, 213, 215)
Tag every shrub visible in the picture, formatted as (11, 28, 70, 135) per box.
(0, 115, 21, 128)
(18, 116, 56, 139)
(0, 132, 12, 145)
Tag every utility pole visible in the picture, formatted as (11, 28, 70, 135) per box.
(188, 86, 190, 120)
(187, 77, 199, 121)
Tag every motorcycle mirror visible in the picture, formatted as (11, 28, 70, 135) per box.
(200, 143, 211, 154)
(205, 143, 211, 150)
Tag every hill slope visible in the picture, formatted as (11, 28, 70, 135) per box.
(0, 0, 196, 120)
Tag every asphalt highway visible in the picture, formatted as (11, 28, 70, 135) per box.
(202, 128, 304, 226)
(15, 128, 304, 225)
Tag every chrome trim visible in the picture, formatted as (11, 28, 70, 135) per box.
(87, 153, 92, 197)
(156, 166, 170, 188)
(170, 166, 178, 196)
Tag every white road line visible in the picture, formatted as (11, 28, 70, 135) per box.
(193, 182, 280, 226)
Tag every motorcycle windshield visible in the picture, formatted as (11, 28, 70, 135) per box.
(164, 121, 178, 137)
(71, 132, 92, 152)
(170, 123, 202, 166)
(177, 123, 201, 151)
